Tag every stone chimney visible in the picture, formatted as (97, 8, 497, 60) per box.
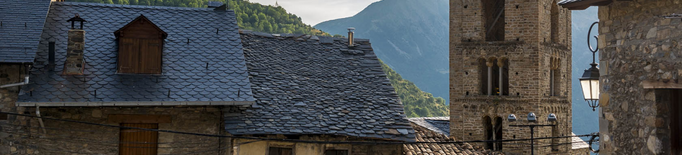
(347, 27, 355, 47)
(63, 14, 86, 75)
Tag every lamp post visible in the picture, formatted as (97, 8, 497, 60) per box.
(508, 113, 557, 155)
(580, 21, 601, 111)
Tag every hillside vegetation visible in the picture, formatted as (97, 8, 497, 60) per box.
(70, 0, 329, 36)
(70, 0, 448, 117)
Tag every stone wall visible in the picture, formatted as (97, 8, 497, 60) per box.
(596, 0, 682, 154)
(450, 0, 573, 154)
(0, 105, 227, 154)
(233, 134, 403, 155)
(0, 64, 30, 154)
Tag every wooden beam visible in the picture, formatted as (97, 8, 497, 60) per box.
(643, 80, 682, 89)
(108, 114, 172, 123)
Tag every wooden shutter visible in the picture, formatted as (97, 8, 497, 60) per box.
(268, 147, 293, 155)
(138, 39, 162, 74)
(120, 123, 158, 155)
(118, 38, 140, 73)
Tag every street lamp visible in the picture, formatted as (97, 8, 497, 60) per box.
(580, 21, 600, 111)
(507, 113, 557, 155)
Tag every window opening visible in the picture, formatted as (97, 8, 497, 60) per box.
(550, 0, 559, 43)
(269, 147, 293, 155)
(484, 116, 493, 149)
(494, 117, 503, 151)
(325, 150, 349, 155)
(483, 0, 505, 41)
(670, 90, 682, 155)
(480, 58, 489, 95)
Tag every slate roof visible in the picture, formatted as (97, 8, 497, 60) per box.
(226, 31, 415, 141)
(404, 121, 501, 155)
(408, 117, 450, 137)
(16, 2, 254, 106)
(0, 0, 51, 63)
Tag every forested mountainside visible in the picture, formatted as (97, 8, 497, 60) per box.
(70, 0, 449, 117)
(381, 60, 448, 117)
(315, 0, 450, 105)
(69, 0, 328, 36)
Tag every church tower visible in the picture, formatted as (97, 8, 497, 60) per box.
(449, 0, 572, 154)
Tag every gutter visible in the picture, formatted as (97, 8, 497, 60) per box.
(0, 76, 29, 88)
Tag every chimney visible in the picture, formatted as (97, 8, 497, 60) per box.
(347, 27, 355, 47)
(208, 1, 226, 11)
(64, 14, 86, 75)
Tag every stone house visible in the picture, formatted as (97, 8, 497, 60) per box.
(0, 0, 415, 154)
(449, 0, 589, 154)
(228, 31, 415, 155)
(560, 0, 682, 154)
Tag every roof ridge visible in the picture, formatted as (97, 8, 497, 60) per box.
(55, 2, 225, 12)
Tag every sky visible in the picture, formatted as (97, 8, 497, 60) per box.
(247, 0, 380, 26)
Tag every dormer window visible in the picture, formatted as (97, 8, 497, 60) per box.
(114, 15, 167, 74)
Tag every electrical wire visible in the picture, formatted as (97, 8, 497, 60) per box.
(1, 111, 596, 145)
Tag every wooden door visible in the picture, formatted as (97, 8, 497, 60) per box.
(671, 90, 682, 155)
(120, 123, 158, 155)
(118, 38, 140, 73)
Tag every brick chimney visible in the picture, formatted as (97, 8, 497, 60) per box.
(63, 14, 86, 75)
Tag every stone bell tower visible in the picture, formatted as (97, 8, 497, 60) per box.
(449, 0, 572, 154)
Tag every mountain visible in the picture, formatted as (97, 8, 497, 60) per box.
(314, 0, 450, 104)
(315, 0, 600, 139)
(380, 60, 448, 117)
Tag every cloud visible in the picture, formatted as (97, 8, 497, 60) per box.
(248, 0, 379, 25)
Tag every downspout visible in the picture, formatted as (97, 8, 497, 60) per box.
(0, 76, 29, 88)
(36, 106, 47, 134)
(1, 64, 30, 88)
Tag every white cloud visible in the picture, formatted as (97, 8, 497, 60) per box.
(247, 0, 379, 25)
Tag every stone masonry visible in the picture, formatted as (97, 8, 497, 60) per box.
(450, 0, 574, 154)
(595, 0, 682, 154)
(64, 29, 84, 75)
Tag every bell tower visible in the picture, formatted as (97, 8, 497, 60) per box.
(449, 0, 572, 154)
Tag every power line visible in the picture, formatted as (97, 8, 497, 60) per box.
(1, 111, 596, 145)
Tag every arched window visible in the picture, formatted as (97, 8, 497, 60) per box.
(550, 57, 561, 96)
(496, 58, 510, 96)
(482, 0, 505, 41)
(481, 57, 509, 96)
(491, 58, 500, 95)
(484, 116, 493, 149)
(479, 58, 489, 95)
(550, 0, 559, 43)
(494, 117, 503, 150)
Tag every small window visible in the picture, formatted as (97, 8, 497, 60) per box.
(325, 150, 348, 155)
(479, 58, 489, 95)
(550, 58, 561, 96)
(268, 147, 293, 155)
(119, 123, 158, 155)
(550, 0, 559, 43)
(114, 15, 167, 74)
